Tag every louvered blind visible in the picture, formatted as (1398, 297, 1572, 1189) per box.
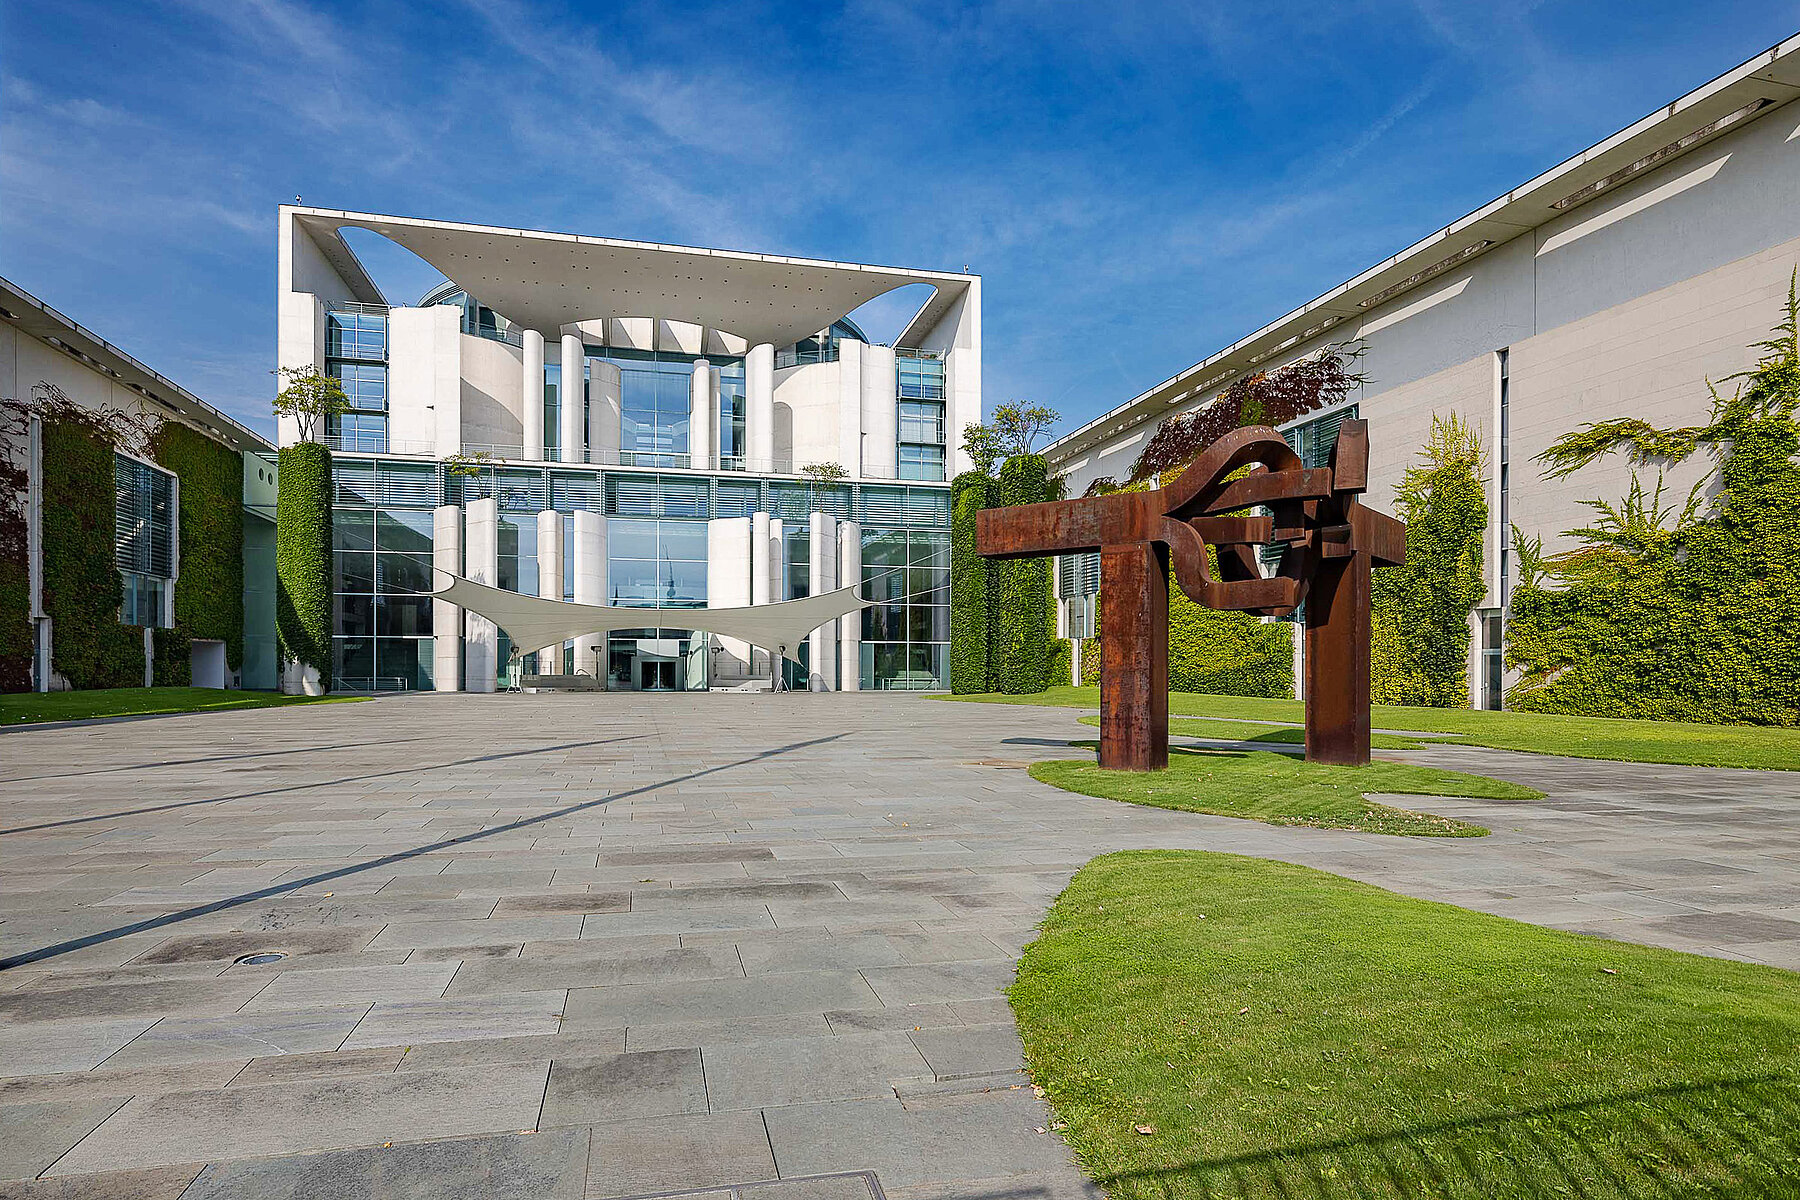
(114, 454, 174, 577)
(1057, 551, 1100, 599)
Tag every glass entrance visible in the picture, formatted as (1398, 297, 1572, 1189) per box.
(605, 628, 708, 691)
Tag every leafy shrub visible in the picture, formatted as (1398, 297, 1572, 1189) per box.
(42, 420, 144, 688)
(991, 454, 1054, 694)
(949, 471, 993, 693)
(152, 422, 244, 671)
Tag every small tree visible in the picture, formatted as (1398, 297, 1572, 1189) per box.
(273, 367, 350, 444)
(443, 451, 495, 478)
(992, 401, 1059, 455)
(961, 423, 1005, 477)
(799, 461, 849, 481)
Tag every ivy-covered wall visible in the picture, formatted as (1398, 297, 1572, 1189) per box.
(991, 454, 1054, 694)
(949, 471, 993, 694)
(275, 442, 333, 683)
(1507, 283, 1800, 725)
(41, 421, 144, 689)
(152, 421, 245, 675)
(1370, 413, 1488, 706)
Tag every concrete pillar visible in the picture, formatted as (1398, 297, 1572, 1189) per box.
(837, 519, 861, 691)
(838, 340, 864, 477)
(808, 511, 837, 691)
(707, 516, 752, 679)
(747, 343, 774, 473)
(766, 516, 785, 679)
(751, 511, 772, 606)
(690, 359, 716, 471)
(590, 360, 622, 465)
(464, 497, 498, 692)
(861, 344, 897, 479)
(560, 334, 584, 463)
(522, 330, 545, 460)
(432, 504, 462, 691)
(536, 509, 565, 673)
(573, 510, 607, 682)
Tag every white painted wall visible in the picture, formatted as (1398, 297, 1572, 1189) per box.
(860, 343, 898, 479)
(573, 509, 606, 680)
(536, 508, 565, 671)
(707, 516, 753, 676)
(387, 305, 461, 456)
(459, 333, 525, 457)
(464, 497, 498, 692)
(807, 511, 837, 690)
(590, 360, 623, 463)
(837, 519, 861, 691)
(433, 504, 462, 692)
(773, 360, 843, 474)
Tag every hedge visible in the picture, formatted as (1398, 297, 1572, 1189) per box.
(1370, 413, 1487, 706)
(991, 454, 1054, 694)
(275, 442, 333, 684)
(152, 421, 245, 672)
(1507, 281, 1800, 725)
(949, 471, 993, 694)
(42, 420, 144, 689)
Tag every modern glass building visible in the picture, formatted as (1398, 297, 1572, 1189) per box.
(276, 208, 981, 693)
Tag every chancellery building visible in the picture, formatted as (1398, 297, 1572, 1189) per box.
(274, 207, 980, 693)
(1046, 33, 1800, 708)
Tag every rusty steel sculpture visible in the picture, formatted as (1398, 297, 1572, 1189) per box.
(977, 419, 1404, 769)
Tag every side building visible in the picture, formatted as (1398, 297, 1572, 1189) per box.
(1045, 33, 1800, 708)
(276, 207, 980, 692)
(0, 275, 278, 693)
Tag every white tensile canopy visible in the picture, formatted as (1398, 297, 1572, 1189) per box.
(432, 573, 871, 664)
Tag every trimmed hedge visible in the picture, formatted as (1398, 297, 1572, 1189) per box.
(991, 454, 1054, 694)
(1371, 413, 1488, 706)
(1507, 283, 1800, 724)
(275, 442, 333, 684)
(152, 421, 245, 672)
(42, 421, 144, 689)
(949, 471, 993, 694)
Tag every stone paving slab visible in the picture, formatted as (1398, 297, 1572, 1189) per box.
(2, 691, 1797, 1193)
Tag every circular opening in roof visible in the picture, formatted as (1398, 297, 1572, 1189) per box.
(235, 952, 286, 965)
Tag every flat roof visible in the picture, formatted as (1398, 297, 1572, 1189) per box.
(285, 207, 977, 350)
(0, 275, 272, 452)
(1045, 32, 1800, 465)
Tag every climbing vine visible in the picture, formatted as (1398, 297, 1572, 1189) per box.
(276, 441, 334, 684)
(1371, 413, 1488, 706)
(991, 454, 1056, 694)
(1507, 278, 1800, 725)
(152, 421, 245, 675)
(949, 470, 993, 694)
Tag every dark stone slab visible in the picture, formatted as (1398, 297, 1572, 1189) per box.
(491, 893, 630, 917)
(538, 1049, 707, 1127)
(177, 1127, 588, 1199)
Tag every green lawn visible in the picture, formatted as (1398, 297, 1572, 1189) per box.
(0, 687, 363, 726)
(942, 686, 1800, 770)
(1011, 851, 1800, 1199)
(1077, 713, 1433, 750)
(1031, 745, 1537, 836)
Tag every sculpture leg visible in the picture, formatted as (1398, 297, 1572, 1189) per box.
(1305, 550, 1372, 766)
(1099, 542, 1168, 771)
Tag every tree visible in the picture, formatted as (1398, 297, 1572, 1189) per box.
(443, 451, 496, 478)
(961, 423, 1005, 477)
(799, 461, 849, 481)
(273, 367, 350, 444)
(992, 402, 1060, 455)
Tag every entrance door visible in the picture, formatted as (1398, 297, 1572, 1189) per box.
(641, 661, 677, 690)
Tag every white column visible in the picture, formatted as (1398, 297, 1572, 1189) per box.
(432, 504, 462, 691)
(464, 497, 498, 693)
(837, 519, 861, 691)
(522, 330, 545, 461)
(837, 339, 864, 477)
(766, 516, 785, 678)
(573, 510, 607, 682)
(707, 516, 752, 679)
(536, 509, 565, 674)
(747, 342, 774, 473)
(560, 334, 584, 463)
(808, 510, 837, 691)
(750, 510, 772, 680)
(690, 359, 716, 471)
(590, 360, 622, 465)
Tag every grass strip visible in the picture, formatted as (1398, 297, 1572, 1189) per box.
(0, 687, 364, 726)
(1011, 850, 1800, 1199)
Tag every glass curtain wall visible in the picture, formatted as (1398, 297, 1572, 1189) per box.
(861, 528, 949, 689)
(332, 504, 435, 691)
(325, 308, 389, 452)
(895, 354, 947, 481)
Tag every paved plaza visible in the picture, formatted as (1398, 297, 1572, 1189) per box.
(1, 693, 1797, 1198)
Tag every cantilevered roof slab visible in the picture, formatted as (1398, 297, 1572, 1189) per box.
(285, 207, 972, 348)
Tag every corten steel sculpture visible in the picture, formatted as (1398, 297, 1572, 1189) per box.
(976, 419, 1404, 769)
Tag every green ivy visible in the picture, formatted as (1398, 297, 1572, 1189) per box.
(42, 421, 144, 689)
(0, 556, 25, 693)
(1370, 413, 1488, 706)
(991, 454, 1054, 694)
(949, 471, 993, 694)
(152, 422, 244, 672)
(152, 627, 192, 687)
(1507, 280, 1800, 725)
(275, 442, 333, 684)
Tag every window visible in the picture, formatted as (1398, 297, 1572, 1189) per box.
(326, 310, 386, 360)
(331, 489, 435, 692)
(897, 443, 946, 481)
(1282, 403, 1359, 469)
(860, 528, 949, 689)
(898, 400, 945, 445)
(326, 308, 388, 452)
(607, 518, 708, 607)
(115, 454, 175, 628)
(895, 352, 945, 400)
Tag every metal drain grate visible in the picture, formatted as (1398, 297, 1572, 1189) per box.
(234, 952, 286, 965)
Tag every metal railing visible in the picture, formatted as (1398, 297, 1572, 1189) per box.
(318, 438, 948, 483)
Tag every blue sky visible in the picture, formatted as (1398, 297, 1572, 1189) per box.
(3, 2, 1795, 440)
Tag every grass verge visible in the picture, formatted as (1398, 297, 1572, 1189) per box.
(0, 687, 364, 726)
(1011, 851, 1800, 1199)
(1077, 713, 1432, 750)
(943, 686, 1800, 770)
(1029, 745, 1535, 836)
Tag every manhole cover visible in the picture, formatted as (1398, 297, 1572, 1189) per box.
(235, 952, 286, 965)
